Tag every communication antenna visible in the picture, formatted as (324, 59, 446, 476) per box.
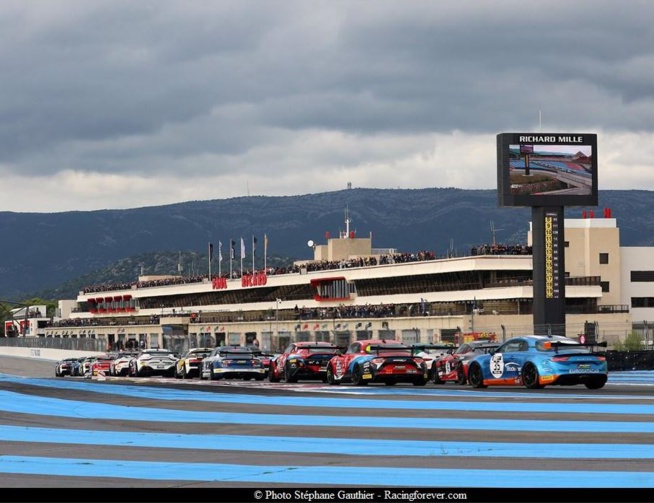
(490, 221, 504, 246)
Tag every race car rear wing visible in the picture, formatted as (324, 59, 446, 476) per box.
(297, 345, 340, 352)
(368, 344, 412, 354)
(473, 343, 501, 350)
(218, 348, 259, 356)
(409, 343, 456, 355)
(410, 343, 455, 350)
(548, 340, 608, 353)
(585, 340, 608, 348)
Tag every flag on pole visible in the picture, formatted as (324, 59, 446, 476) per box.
(218, 241, 223, 277)
(252, 235, 257, 272)
(264, 233, 268, 271)
(239, 237, 245, 276)
(230, 239, 236, 260)
(208, 242, 214, 280)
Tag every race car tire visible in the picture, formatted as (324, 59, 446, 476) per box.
(468, 362, 487, 388)
(413, 377, 427, 386)
(175, 366, 182, 379)
(432, 366, 444, 385)
(255, 376, 265, 381)
(384, 380, 397, 386)
(210, 369, 221, 381)
(268, 366, 281, 383)
(456, 366, 467, 385)
(522, 363, 544, 389)
(326, 365, 340, 385)
(585, 376, 607, 389)
(284, 365, 298, 383)
(352, 364, 368, 386)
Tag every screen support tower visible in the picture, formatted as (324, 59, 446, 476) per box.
(531, 206, 566, 336)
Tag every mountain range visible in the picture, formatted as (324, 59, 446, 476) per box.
(1, 187, 651, 302)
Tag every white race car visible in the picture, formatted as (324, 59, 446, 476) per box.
(128, 349, 178, 377)
(109, 351, 138, 376)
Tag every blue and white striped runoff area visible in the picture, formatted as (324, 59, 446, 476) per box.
(0, 369, 653, 495)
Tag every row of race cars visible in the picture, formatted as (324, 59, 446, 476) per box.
(54, 333, 609, 390)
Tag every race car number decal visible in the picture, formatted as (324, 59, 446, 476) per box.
(490, 353, 504, 378)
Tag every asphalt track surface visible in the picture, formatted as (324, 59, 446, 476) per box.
(1, 356, 653, 503)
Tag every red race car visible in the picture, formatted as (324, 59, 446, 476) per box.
(269, 341, 340, 383)
(326, 339, 429, 386)
(431, 340, 500, 385)
(90, 354, 114, 377)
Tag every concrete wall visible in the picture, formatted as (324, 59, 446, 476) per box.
(0, 346, 102, 362)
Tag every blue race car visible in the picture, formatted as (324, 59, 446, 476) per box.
(466, 334, 608, 390)
(199, 346, 267, 381)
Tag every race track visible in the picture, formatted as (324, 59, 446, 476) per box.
(1, 356, 653, 502)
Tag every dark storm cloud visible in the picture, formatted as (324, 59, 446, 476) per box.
(1, 0, 653, 211)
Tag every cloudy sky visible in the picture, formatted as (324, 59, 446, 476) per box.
(1, 0, 653, 213)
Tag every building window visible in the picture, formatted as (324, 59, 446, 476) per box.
(599, 253, 609, 264)
(564, 241, 569, 247)
(631, 271, 654, 282)
(632, 297, 654, 308)
(600, 281, 610, 293)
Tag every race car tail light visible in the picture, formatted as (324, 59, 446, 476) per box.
(371, 358, 385, 365)
(551, 356, 570, 362)
(595, 355, 606, 361)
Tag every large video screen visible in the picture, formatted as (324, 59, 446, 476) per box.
(497, 132, 598, 207)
